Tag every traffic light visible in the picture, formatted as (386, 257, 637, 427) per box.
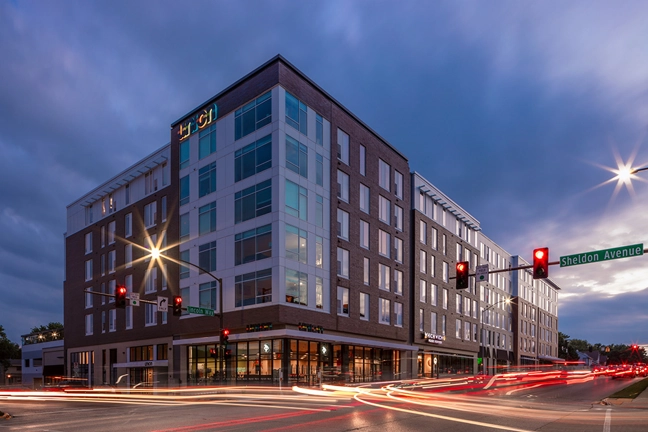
(209, 348, 218, 358)
(115, 285, 127, 308)
(220, 328, 230, 347)
(224, 349, 232, 360)
(172, 296, 183, 316)
(533, 247, 549, 279)
(455, 261, 469, 289)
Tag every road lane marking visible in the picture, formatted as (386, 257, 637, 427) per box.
(603, 408, 611, 432)
(506, 384, 542, 396)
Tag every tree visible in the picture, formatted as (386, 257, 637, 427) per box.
(0, 325, 20, 371)
(30, 322, 63, 334)
(558, 332, 579, 361)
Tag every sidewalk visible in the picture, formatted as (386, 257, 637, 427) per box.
(604, 383, 648, 408)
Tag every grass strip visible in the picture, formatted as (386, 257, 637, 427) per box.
(608, 378, 648, 399)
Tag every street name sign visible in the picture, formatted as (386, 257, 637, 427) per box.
(187, 305, 215, 317)
(475, 264, 489, 282)
(560, 243, 644, 268)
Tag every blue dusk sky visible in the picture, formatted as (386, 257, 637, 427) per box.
(1, 1, 647, 346)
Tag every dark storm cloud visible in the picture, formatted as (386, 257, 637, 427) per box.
(1, 0, 647, 345)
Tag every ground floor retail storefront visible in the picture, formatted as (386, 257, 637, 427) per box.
(417, 349, 478, 378)
(180, 332, 413, 386)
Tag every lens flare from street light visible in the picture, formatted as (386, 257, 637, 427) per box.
(150, 247, 160, 260)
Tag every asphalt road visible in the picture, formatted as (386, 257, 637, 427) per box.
(0, 376, 646, 431)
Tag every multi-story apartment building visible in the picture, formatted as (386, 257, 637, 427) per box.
(511, 256, 560, 366)
(64, 55, 561, 388)
(411, 173, 481, 377)
(478, 235, 515, 374)
(65, 55, 415, 388)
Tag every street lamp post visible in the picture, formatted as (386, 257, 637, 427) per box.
(148, 247, 226, 383)
(480, 298, 513, 375)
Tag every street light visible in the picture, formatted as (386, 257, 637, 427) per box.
(147, 246, 226, 382)
(480, 297, 514, 375)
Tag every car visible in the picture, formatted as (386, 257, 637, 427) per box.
(43, 380, 90, 391)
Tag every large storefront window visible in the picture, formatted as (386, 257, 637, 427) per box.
(188, 345, 221, 385)
(418, 352, 474, 378)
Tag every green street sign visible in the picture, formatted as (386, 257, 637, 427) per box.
(560, 243, 644, 268)
(186, 306, 215, 317)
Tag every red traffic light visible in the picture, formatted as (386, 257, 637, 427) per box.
(115, 284, 127, 308)
(172, 295, 183, 316)
(222, 329, 230, 337)
(533, 247, 549, 279)
(455, 261, 469, 289)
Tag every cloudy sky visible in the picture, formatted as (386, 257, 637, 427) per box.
(1, 1, 647, 347)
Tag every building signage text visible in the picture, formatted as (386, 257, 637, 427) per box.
(423, 332, 445, 344)
(298, 323, 324, 334)
(178, 103, 218, 141)
(246, 322, 273, 332)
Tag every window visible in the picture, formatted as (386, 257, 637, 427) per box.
(109, 309, 116, 332)
(360, 220, 369, 249)
(394, 205, 403, 231)
(359, 184, 370, 213)
(85, 314, 93, 335)
(337, 247, 349, 278)
(394, 237, 403, 263)
(101, 226, 105, 248)
(379, 264, 390, 291)
(180, 175, 190, 206)
(360, 293, 369, 320)
(379, 159, 390, 191)
(316, 276, 323, 309)
(394, 171, 403, 199)
(379, 196, 391, 224)
(198, 162, 217, 197)
(85, 204, 93, 225)
(337, 170, 349, 202)
(235, 91, 271, 140)
(125, 213, 132, 238)
(125, 305, 132, 330)
(235, 268, 272, 306)
(85, 232, 92, 254)
(145, 171, 156, 195)
(420, 250, 427, 273)
(431, 227, 438, 249)
(395, 302, 403, 327)
(442, 234, 447, 255)
(101, 282, 106, 305)
(108, 221, 115, 244)
(199, 202, 217, 235)
(456, 294, 462, 314)
(162, 162, 168, 187)
(441, 315, 447, 336)
(285, 180, 307, 220)
(419, 280, 427, 302)
(144, 201, 157, 228)
(199, 281, 218, 310)
(179, 250, 190, 279)
(337, 209, 349, 240)
(235, 134, 272, 182)
(315, 195, 324, 227)
(363, 257, 370, 285)
(199, 241, 217, 273)
(431, 312, 438, 334)
(379, 298, 391, 324)
(316, 236, 323, 268)
(199, 124, 217, 159)
(337, 287, 349, 316)
(443, 261, 449, 283)
(359, 144, 366, 176)
(315, 153, 324, 186)
(420, 309, 424, 332)
(180, 213, 190, 242)
(286, 135, 308, 178)
(378, 229, 390, 258)
(145, 267, 157, 293)
(235, 224, 272, 265)
(85, 289, 93, 308)
(145, 303, 157, 326)
(85, 259, 93, 281)
(180, 287, 190, 316)
(337, 129, 349, 164)
(431, 284, 438, 306)
(394, 269, 403, 295)
(125, 244, 132, 268)
(285, 91, 307, 134)
(316, 113, 324, 146)
(456, 319, 462, 339)
(286, 224, 307, 263)
(285, 269, 308, 306)
(430, 255, 436, 277)
(180, 139, 190, 170)
(443, 288, 448, 309)
(235, 179, 272, 223)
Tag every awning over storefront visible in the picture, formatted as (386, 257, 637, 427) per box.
(538, 354, 565, 363)
(497, 349, 509, 361)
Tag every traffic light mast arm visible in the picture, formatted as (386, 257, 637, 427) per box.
(84, 290, 159, 305)
(175, 257, 223, 325)
(449, 261, 561, 279)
